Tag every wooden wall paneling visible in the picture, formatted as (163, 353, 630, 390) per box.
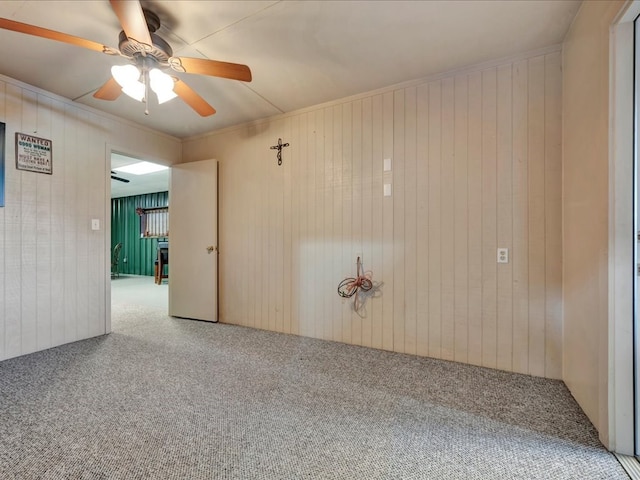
(274, 119, 289, 332)
(481, 68, 498, 369)
(217, 137, 229, 321)
(511, 59, 529, 373)
(361, 97, 373, 348)
(496, 64, 514, 372)
(316, 108, 334, 340)
(331, 105, 343, 342)
(0, 81, 5, 360)
(296, 112, 309, 336)
(467, 71, 483, 366)
(249, 132, 258, 327)
(63, 103, 78, 344)
(544, 52, 562, 379)
(283, 116, 293, 335)
(279, 120, 288, 333)
(381, 91, 394, 351)
(305, 110, 325, 338)
(218, 146, 227, 322)
(254, 132, 264, 328)
(0, 78, 182, 361)
(307, 109, 326, 338)
(220, 133, 243, 325)
(263, 127, 273, 331)
(371, 95, 384, 350)
(88, 112, 106, 337)
(440, 78, 455, 361)
(427, 81, 442, 358)
(453, 75, 469, 363)
(290, 114, 301, 335)
(393, 89, 406, 353)
(342, 102, 353, 343)
(91, 113, 106, 333)
(50, 98, 66, 348)
(316, 108, 335, 340)
(403, 86, 418, 355)
(303, 112, 315, 337)
(20, 89, 38, 354)
(248, 133, 258, 327)
(35, 94, 53, 351)
(527, 56, 547, 377)
(275, 120, 286, 333)
(300, 112, 314, 337)
(231, 136, 245, 326)
(4, 83, 22, 359)
(249, 133, 259, 328)
(247, 133, 258, 329)
(177, 49, 563, 379)
(75, 109, 90, 341)
(416, 83, 429, 357)
(268, 125, 277, 331)
(110, 193, 167, 277)
(352, 99, 363, 345)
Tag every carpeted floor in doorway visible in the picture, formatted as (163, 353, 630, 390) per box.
(0, 304, 630, 479)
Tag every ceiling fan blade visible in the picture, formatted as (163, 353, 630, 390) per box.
(94, 77, 122, 101)
(171, 57, 252, 82)
(173, 79, 216, 117)
(0, 18, 108, 53)
(110, 172, 130, 183)
(109, 0, 152, 46)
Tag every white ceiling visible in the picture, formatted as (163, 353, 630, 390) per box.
(110, 152, 169, 198)
(0, 0, 581, 140)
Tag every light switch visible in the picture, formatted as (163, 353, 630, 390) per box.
(384, 183, 392, 197)
(383, 158, 392, 172)
(91, 219, 100, 231)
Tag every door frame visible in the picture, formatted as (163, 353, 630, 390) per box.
(610, 0, 640, 456)
(104, 144, 173, 333)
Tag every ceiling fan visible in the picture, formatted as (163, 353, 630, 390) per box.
(111, 171, 130, 183)
(0, 0, 252, 117)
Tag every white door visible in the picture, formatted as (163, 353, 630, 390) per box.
(169, 159, 218, 322)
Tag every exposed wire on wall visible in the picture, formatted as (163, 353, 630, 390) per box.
(338, 256, 373, 313)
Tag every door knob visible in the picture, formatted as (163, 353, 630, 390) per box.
(206, 245, 217, 254)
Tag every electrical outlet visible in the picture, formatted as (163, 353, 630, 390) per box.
(497, 248, 509, 264)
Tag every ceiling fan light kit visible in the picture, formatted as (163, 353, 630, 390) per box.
(149, 68, 177, 104)
(111, 64, 145, 101)
(0, 0, 252, 118)
(111, 63, 177, 110)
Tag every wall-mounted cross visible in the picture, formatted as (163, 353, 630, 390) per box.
(270, 138, 290, 166)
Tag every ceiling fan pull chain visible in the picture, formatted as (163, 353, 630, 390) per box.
(143, 68, 150, 115)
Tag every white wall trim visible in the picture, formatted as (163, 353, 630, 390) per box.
(608, 0, 638, 455)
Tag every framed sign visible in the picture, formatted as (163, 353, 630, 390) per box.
(0, 122, 5, 207)
(15, 132, 52, 175)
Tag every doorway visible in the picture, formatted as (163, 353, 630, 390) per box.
(109, 151, 170, 314)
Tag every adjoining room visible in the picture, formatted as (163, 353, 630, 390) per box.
(110, 153, 170, 311)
